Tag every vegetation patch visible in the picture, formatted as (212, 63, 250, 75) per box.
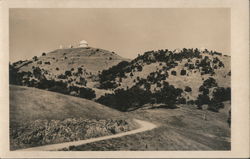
(10, 118, 135, 150)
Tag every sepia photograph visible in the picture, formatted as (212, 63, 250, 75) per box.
(0, 0, 249, 158)
(9, 8, 232, 151)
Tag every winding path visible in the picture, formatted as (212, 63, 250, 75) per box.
(18, 119, 157, 151)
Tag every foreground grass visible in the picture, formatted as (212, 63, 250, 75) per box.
(68, 103, 230, 151)
(10, 85, 128, 126)
(10, 85, 136, 150)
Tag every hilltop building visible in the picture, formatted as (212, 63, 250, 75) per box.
(79, 40, 88, 48)
(59, 40, 88, 49)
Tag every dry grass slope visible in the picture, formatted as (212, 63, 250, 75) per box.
(10, 85, 128, 127)
(68, 102, 231, 151)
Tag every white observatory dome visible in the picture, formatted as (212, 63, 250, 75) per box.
(79, 40, 88, 48)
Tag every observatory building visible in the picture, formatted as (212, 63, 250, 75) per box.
(79, 40, 88, 48)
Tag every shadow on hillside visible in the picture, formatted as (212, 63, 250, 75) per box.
(149, 105, 179, 109)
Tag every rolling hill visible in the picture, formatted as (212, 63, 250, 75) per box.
(10, 85, 136, 150)
(97, 48, 231, 111)
(10, 85, 127, 125)
(14, 47, 128, 75)
(10, 47, 129, 98)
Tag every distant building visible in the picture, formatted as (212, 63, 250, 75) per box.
(59, 45, 63, 49)
(79, 40, 88, 48)
(173, 48, 181, 53)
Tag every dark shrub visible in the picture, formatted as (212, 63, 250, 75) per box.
(171, 70, 177, 76)
(76, 77, 87, 86)
(78, 67, 83, 74)
(184, 86, 192, 92)
(187, 100, 195, 105)
(58, 74, 67, 79)
(47, 80, 69, 94)
(177, 97, 186, 104)
(202, 88, 209, 95)
(137, 65, 143, 72)
(37, 61, 42, 65)
(79, 87, 96, 100)
(65, 70, 72, 76)
(156, 82, 162, 88)
(9, 64, 21, 85)
(208, 102, 224, 112)
(99, 60, 129, 84)
(97, 87, 152, 111)
(33, 67, 45, 80)
(130, 72, 133, 77)
(42, 52, 46, 56)
(99, 81, 118, 89)
(212, 87, 231, 103)
(203, 77, 218, 88)
(180, 70, 187, 76)
(195, 94, 210, 109)
(33, 56, 38, 61)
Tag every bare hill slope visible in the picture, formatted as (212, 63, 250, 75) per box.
(10, 85, 136, 150)
(10, 85, 127, 126)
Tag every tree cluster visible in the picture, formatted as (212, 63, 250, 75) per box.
(97, 81, 182, 111)
(195, 77, 231, 112)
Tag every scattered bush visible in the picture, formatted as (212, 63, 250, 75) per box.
(195, 94, 210, 109)
(58, 74, 67, 79)
(65, 70, 72, 76)
(180, 70, 187, 76)
(37, 61, 42, 65)
(184, 86, 192, 92)
(33, 56, 38, 61)
(171, 70, 177, 76)
(203, 77, 218, 88)
(101, 81, 118, 89)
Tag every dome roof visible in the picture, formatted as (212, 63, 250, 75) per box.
(79, 40, 88, 44)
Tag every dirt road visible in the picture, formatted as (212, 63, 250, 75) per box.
(18, 119, 157, 151)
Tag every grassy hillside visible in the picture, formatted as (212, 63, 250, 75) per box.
(10, 85, 136, 150)
(10, 47, 130, 100)
(14, 47, 128, 74)
(99, 49, 230, 95)
(10, 85, 126, 126)
(67, 101, 231, 151)
(97, 48, 231, 111)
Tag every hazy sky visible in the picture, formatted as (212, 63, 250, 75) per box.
(9, 8, 230, 62)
